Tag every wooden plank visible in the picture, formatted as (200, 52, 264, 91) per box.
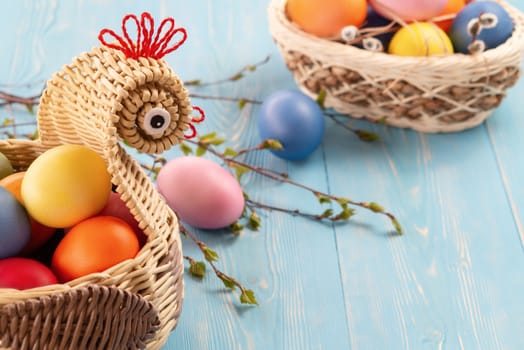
(156, 1, 353, 349)
(486, 77, 524, 248)
(2, 0, 524, 349)
(323, 119, 524, 349)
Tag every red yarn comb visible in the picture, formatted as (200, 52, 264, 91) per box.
(98, 12, 187, 59)
(184, 106, 206, 139)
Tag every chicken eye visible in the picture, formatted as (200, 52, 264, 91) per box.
(143, 107, 171, 136)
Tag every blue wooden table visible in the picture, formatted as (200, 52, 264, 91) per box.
(2, 1, 524, 349)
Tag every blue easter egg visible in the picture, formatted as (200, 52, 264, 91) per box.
(257, 89, 325, 161)
(0, 186, 31, 258)
(449, 1, 514, 54)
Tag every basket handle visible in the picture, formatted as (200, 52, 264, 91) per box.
(0, 284, 160, 349)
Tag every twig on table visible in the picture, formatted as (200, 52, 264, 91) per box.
(180, 225, 258, 305)
(183, 138, 402, 234)
(0, 90, 40, 107)
(184, 55, 271, 87)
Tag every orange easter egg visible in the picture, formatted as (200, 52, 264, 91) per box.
(435, 0, 466, 32)
(287, 0, 367, 38)
(0, 171, 25, 202)
(51, 216, 139, 282)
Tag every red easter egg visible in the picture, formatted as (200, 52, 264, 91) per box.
(0, 257, 58, 290)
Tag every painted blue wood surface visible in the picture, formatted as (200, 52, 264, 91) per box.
(1, 1, 524, 349)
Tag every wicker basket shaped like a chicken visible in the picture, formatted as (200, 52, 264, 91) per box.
(0, 13, 204, 350)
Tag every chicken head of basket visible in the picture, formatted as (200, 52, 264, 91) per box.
(98, 13, 205, 154)
(38, 12, 205, 155)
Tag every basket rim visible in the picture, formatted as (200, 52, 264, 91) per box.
(269, 0, 524, 70)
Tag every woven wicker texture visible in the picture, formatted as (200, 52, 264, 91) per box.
(268, 0, 524, 133)
(0, 45, 189, 349)
(0, 285, 160, 350)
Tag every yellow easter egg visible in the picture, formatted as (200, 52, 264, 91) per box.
(21, 144, 111, 228)
(388, 22, 454, 57)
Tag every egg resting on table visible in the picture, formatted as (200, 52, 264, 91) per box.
(157, 156, 245, 229)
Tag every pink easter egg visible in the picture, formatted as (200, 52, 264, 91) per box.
(369, 0, 447, 21)
(157, 156, 245, 229)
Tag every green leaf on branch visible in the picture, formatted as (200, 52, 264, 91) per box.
(368, 202, 384, 213)
(151, 166, 161, 180)
(199, 132, 226, 146)
(392, 218, 403, 235)
(355, 130, 379, 142)
(199, 132, 217, 142)
(224, 147, 239, 157)
(25, 104, 34, 114)
(377, 116, 388, 124)
(196, 146, 207, 156)
(210, 137, 226, 146)
(336, 197, 350, 208)
(240, 289, 259, 305)
(188, 261, 206, 279)
(320, 209, 334, 218)
(315, 193, 332, 205)
(262, 139, 284, 150)
(202, 246, 219, 262)
(219, 275, 237, 289)
(316, 89, 327, 110)
(185, 79, 202, 86)
(231, 72, 244, 81)
(180, 142, 193, 155)
(233, 164, 250, 181)
(2, 118, 12, 126)
(247, 212, 261, 230)
(336, 208, 355, 221)
(238, 99, 247, 110)
(230, 221, 244, 234)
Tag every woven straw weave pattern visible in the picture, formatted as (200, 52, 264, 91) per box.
(0, 285, 160, 350)
(268, 0, 524, 133)
(0, 46, 189, 349)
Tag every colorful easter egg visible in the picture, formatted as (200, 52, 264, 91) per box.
(435, 0, 466, 32)
(369, 0, 447, 21)
(257, 89, 325, 161)
(449, 1, 514, 54)
(388, 22, 454, 56)
(0, 151, 13, 180)
(0, 171, 56, 254)
(287, 0, 367, 37)
(0, 187, 31, 259)
(0, 257, 58, 290)
(98, 192, 147, 246)
(157, 156, 245, 229)
(21, 144, 112, 228)
(51, 216, 139, 282)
